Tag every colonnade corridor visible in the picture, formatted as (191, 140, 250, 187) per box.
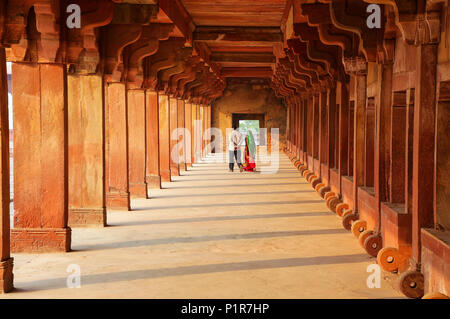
(0, 154, 402, 299)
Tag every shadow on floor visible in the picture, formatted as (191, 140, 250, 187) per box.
(132, 200, 324, 211)
(173, 176, 304, 182)
(74, 228, 347, 251)
(146, 190, 316, 199)
(15, 253, 370, 292)
(111, 211, 335, 227)
(162, 181, 309, 190)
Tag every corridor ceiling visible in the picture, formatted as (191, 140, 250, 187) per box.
(180, 0, 288, 78)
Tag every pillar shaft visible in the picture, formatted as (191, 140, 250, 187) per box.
(145, 90, 161, 189)
(0, 48, 13, 292)
(11, 62, 70, 252)
(412, 44, 438, 264)
(375, 63, 393, 206)
(191, 104, 196, 164)
(328, 87, 337, 170)
(338, 82, 349, 176)
(68, 74, 106, 227)
(105, 82, 130, 210)
(169, 97, 179, 177)
(128, 89, 148, 198)
(159, 94, 171, 182)
(184, 102, 192, 167)
(319, 91, 328, 170)
(177, 99, 186, 171)
(353, 74, 367, 213)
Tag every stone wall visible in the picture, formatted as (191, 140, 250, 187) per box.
(211, 78, 286, 152)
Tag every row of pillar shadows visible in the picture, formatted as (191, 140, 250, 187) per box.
(273, 1, 449, 299)
(0, 1, 220, 293)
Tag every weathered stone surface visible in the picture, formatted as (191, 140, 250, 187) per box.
(145, 90, 161, 189)
(127, 89, 148, 198)
(0, 47, 12, 293)
(10, 228, 71, 253)
(169, 97, 179, 176)
(12, 62, 70, 252)
(177, 99, 186, 171)
(0, 258, 13, 293)
(159, 94, 171, 182)
(105, 82, 130, 210)
(68, 74, 106, 227)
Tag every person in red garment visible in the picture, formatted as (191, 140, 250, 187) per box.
(240, 130, 257, 172)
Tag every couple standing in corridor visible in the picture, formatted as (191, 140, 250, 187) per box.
(228, 126, 256, 173)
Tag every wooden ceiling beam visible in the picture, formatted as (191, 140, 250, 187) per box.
(211, 52, 275, 64)
(194, 26, 283, 45)
(221, 67, 273, 78)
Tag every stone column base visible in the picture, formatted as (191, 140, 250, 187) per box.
(69, 208, 107, 228)
(130, 182, 148, 198)
(160, 169, 171, 183)
(179, 163, 187, 172)
(171, 165, 180, 177)
(0, 258, 14, 293)
(106, 192, 130, 211)
(11, 228, 71, 253)
(146, 175, 161, 189)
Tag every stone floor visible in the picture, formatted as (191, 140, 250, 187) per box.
(1, 153, 403, 298)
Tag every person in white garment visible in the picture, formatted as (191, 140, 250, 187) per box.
(228, 126, 243, 172)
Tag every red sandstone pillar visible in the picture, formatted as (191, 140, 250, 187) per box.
(292, 103, 297, 155)
(353, 74, 367, 213)
(191, 103, 196, 164)
(128, 89, 148, 198)
(202, 106, 207, 157)
(328, 87, 337, 171)
(146, 90, 161, 189)
(0, 48, 13, 292)
(159, 93, 171, 182)
(11, 62, 71, 252)
(169, 97, 179, 177)
(105, 82, 131, 211)
(194, 104, 202, 163)
(68, 74, 106, 227)
(375, 62, 393, 207)
(319, 90, 328, 176)
(338, 82, 349, 176)
(412, 43, 438, 264)
(184, 102, 192, 167)
(208, 105, 212, 153)
(177, 99, 186, 171)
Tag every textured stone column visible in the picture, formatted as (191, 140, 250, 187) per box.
(328, 88, 337, 170)
(145, 90, 161, 189)
(68, 74, 106, 227)
(191, 104, 196, 164)
(159, 94, 171, 182)
(353, 74, 367, 213)
(105, 82, 130, 211)
(169, 97, 179, 177)
(184, 102, 192, 167)
(412, 43, 438, 263)
(11, 62, 71, 252)
(319, 90, 328, 172)
(207, 105, 212, 155)
(375, 62, 393, 206)
(201, 106, 206, 158)
(193, 104, 200, 163)
(196, 104, 203, 161)
(0, 48, 13, 292)
(338, 82, 349, 176)
(128, 89, 148, 198)
(177, 99, 186, 171)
